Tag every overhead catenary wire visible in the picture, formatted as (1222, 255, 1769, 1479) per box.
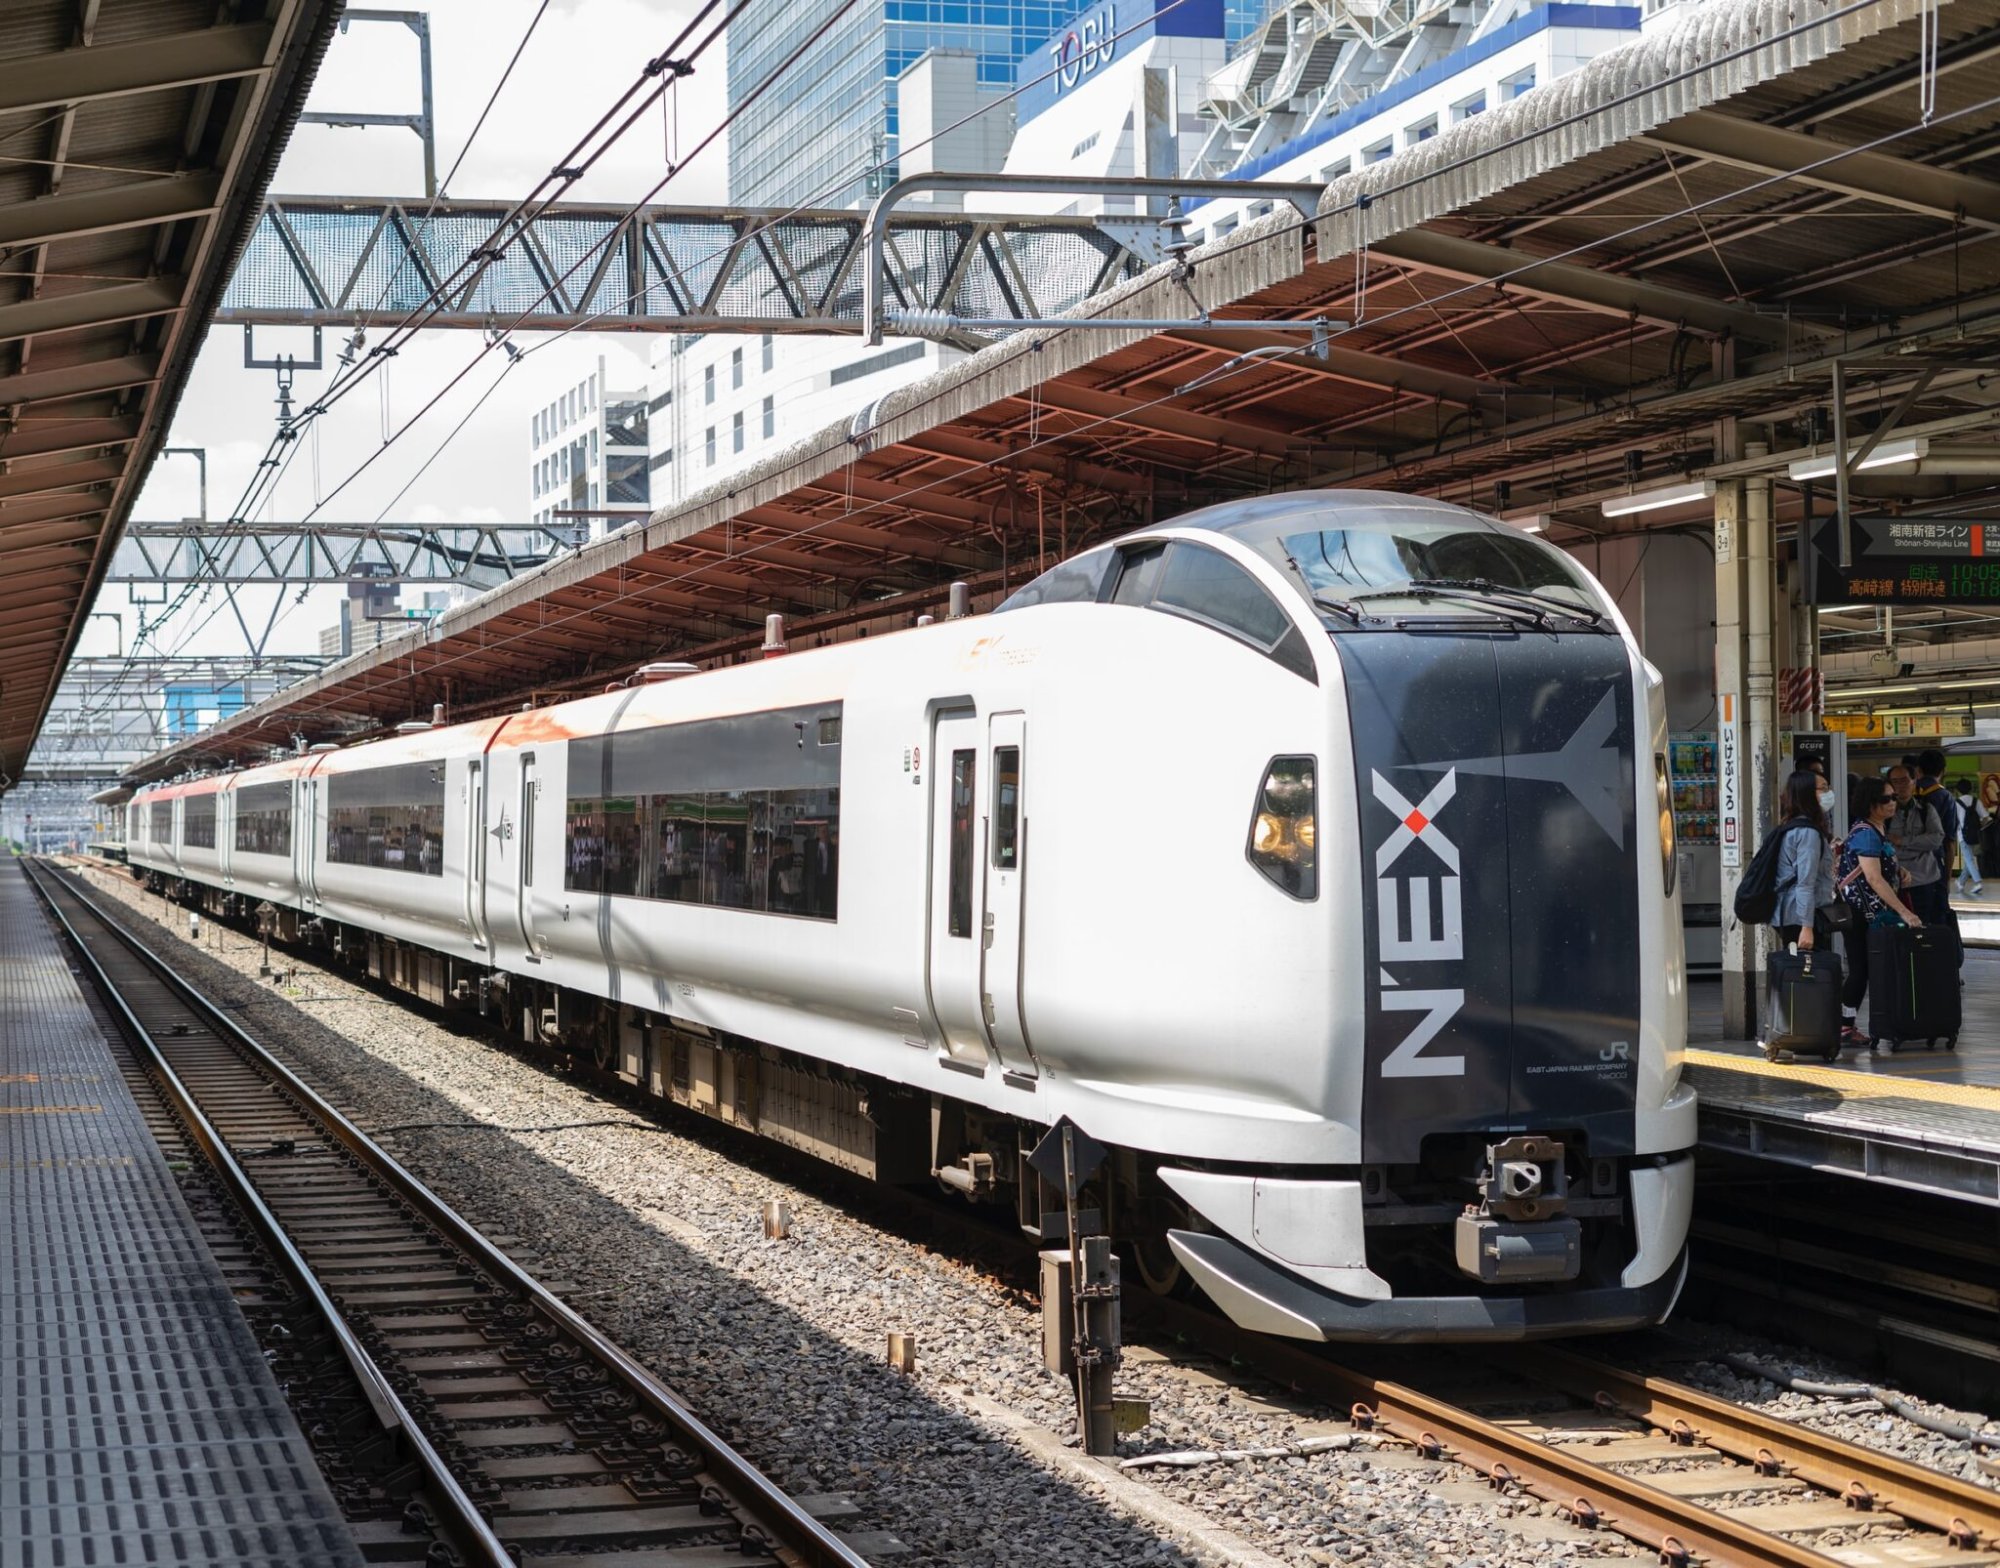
(135, 0, 1970, 746)
(306, 0, 1923, 544)
(293, 0, 857, 527)
(111, 1, 737, 695)
(259, 79, 2000, 738)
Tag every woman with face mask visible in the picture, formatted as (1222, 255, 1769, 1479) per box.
(1771, 769, 1835, 953)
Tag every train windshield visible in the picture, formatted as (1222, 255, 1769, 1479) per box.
(1256, 521, 1607, 627)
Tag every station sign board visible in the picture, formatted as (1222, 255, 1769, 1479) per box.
(1814, 513, 2000, 605)
(1718, 694, 1741, 868)
(1821, 712, 1973, 739)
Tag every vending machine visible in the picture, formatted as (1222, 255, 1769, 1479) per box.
(1668, 732, 1720, 973)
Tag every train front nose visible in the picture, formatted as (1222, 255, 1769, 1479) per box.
(1334, 630, 1643, 1179)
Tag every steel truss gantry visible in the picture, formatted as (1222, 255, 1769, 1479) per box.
(111, 522, 574, 587)
(216, 194, 1158, 333)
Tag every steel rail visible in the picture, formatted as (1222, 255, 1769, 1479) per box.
(1137, 1297, 1855, 1568)
(23, 858, 513, 1568)
(1517, 1346, 2000, 1552)
(31, 860, 871, 1568)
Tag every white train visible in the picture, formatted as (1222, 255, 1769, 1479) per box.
(128, 490, 1694, 1341)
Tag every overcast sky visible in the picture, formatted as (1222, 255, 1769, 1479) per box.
(91, 0, 730, 662)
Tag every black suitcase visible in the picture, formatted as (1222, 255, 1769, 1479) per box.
(1865, 923, 1960, 1052)
(1763, 946, 1844, 1061)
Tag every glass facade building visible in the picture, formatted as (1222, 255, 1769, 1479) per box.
(728, 0, 1071, 208)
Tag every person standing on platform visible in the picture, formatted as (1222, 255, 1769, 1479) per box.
(1772, 769, 1834, 951)
(1838, 777, 1924, 1049)
(1916, 748, 1959, 885)
(1957, 779, 1986, 898)
(1886, 763, 1948, 927)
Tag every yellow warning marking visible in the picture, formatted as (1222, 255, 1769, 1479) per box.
(1686, 1048, 2000, 1107)
(0, 1073, 40, 1082)
(0, 1104, 102, 1114)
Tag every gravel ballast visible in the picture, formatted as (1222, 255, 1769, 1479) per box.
(64, 864, 1997, 1563)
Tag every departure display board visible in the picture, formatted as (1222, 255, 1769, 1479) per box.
(1814, 514, 2000, 604)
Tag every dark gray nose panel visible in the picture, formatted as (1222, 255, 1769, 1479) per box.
(1337, 631, 1640, 1164)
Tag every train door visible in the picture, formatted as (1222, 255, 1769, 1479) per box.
(219, 790, 233, 888)
(515, 752, 541, 961)
(926, 711, 990, 1066)
(464, 759, 490, 950)
(297, 776, 321, 907)
(982, 712, 1034, 1077)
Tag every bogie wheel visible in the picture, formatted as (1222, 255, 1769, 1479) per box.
(1129, 1182, 1194, 1298)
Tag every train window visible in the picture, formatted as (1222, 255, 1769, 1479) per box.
(992, 747, 1021, 869)
(1110, 543, 1167, 606)
(150, 802, 170, 844)
(325, 762, 446, 876)
(1262, 522, 1599, 620)
(948, 750, 976, 936)
(1155, 543, 1292, 647)
(564, 702, 842, 920)
(183, 796, 217, 849)
(234, 782, 292, 857)
(994, 546, 1116, 611)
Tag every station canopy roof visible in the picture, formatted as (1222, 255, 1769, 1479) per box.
(0, 0, 338, 796)
(128, 0, 2000, 783)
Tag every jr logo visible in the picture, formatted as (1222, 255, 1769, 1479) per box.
(1371, 769, 1466, 1078)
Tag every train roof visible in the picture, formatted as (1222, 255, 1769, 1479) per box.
(1161, 490, 1503, 549)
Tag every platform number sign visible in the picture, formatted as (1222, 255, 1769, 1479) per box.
(1718, 694, 1741, 869)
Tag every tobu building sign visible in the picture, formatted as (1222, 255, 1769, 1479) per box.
(1051, 5, 1118, 92)
(1017, 0, 1224, 123)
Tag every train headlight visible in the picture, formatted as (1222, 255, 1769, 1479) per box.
(1654, 751, 1677, 898)
(1247, 757, 1317, 900)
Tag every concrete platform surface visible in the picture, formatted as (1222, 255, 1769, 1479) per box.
(0, 858, 362, 1568)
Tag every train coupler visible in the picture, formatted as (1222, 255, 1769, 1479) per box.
(1455, 1134, 1581, 1285)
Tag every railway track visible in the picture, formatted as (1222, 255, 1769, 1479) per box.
(27, 859, 874, 1568)
(62, 857, 2000, 1568)
(1139, 1295, 2000, 1568)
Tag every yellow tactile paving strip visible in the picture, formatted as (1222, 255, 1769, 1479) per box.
(1686, 1047, 2000, 1107)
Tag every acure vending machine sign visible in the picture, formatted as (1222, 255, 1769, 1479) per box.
(1718, 694, 1741, 869)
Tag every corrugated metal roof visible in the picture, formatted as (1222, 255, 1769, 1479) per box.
(0, 0, 339, 795)
(129, 0, 2000, 778)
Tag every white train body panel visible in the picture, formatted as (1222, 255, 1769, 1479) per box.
(131, 491, 1694, 1340)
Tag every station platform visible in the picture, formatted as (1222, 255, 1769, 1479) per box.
(1686, 945, 2000, 1207)
(0, 859, 362, 1567)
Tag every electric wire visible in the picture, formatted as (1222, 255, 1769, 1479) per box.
(131, 0, 1972, 749)
(259, 81, 2000, 736)
(292, 0, 856, 527)
(105, 2, 729, 708)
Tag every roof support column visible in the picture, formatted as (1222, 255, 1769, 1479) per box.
(1713, 444, 1777, 1040)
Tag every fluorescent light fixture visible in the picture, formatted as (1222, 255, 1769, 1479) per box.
(1601, 479, 1715, 518)
(1787, 436, 1928, 482)
(1826, 673, 2000, 699)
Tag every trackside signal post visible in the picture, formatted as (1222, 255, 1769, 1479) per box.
(1032, 1119, 1122, 1456)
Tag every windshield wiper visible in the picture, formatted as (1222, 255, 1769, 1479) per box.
(1278, 543, 1368, 624)
(1348, 582, 1550, 625)
(1312, 592, 1366, 623)
(1403, 577, 1605, 624)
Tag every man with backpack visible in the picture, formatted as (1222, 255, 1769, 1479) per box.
(1956, 778, 1985, 898)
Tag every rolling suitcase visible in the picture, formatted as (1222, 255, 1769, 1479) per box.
(1865, 923, 1960, 1052)
(1763, 946, 1843, 1062)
